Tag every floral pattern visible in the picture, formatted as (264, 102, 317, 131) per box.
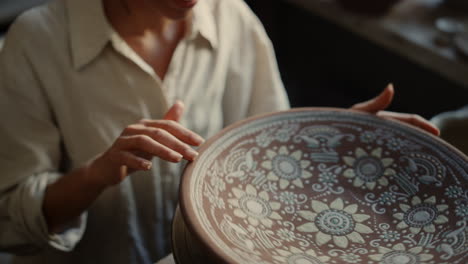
(393, 196, 449, 234)
(386, 137, 407, 151)
(183, 110, 468, 264)
(379, 230, 400, 243)
(377, 191, 398, 206)
(228, 184, 282, 227)
(261, 146, 312, 189)
(297, 198, 372, 248)
(276, 228, 296, 242)
(369, 243, 434, 263)
(318, 170, 338, 186)
(277, 191, 299, 205)
(455, 204, 468, 218)
(273, 246, 330, 264)
(360, 131, 377, 143)
(343, 147, 395, 190)
(445, 185, 464, 199)
(339, 252, 362, 263)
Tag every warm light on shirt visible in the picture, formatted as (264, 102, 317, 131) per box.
(0, 0, 289, 263)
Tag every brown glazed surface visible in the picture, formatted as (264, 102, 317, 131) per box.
(178, 108, 468, 264)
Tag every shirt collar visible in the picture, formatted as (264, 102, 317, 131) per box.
(67, 0, 218, 70)
(67, 0, 112, 70)
(189, 1, 218, 48)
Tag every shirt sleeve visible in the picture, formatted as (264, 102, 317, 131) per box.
(245, 18, 290, 117)
(0, 17, 86, 255)
(223, 1, 290, 126)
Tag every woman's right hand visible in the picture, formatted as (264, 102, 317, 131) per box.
(84, 101, 204, 188)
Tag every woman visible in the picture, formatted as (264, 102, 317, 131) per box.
(0, 0, 438, 263)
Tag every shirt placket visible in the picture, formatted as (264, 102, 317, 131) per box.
(161, 39, 187, 106)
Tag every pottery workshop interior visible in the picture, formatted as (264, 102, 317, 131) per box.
(0, 0, 467, 263)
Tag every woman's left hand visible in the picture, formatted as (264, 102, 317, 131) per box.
(351, 84, 440, 136)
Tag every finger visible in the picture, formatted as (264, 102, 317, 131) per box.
(112, 151, 153, 171)
(352, 84, 394, 113)
(140, 119, 204, 146)
(377, 111, 440, 136)
(119, 165, 128, 182)
(123, 126, 198, 161)
(132, 150, 153, 161)
(109, 151, 152, 183)
(116, 135, 184, 162)
(164, 100, 185, 122)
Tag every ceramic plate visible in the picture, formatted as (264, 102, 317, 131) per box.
(178, 108, 468, 264)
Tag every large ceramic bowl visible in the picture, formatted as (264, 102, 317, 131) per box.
(174, 108, 468, 264)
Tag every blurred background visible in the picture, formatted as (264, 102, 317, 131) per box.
(1, 0, 467, 118)
(0, 0, 467, 262)
(243, 0, 468, 118)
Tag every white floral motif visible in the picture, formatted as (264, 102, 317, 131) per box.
(273, 246, 330, 264)
(339, 252, 362, 263)
(278, 191, 299, 205)
(228, 184, 282, 227)
(369, 243, 433, 263)
(360, 131, 377, 143)
(204, 186, 225, 209)
(296, 198, 373, 248)
(276, 228, 296, 242)
(275, 124, 299, 142)
(210, 176, 226, 191)
(318, 170, 338, 186)
(343, 147, 395, 190)
(455, 204, 468, 218)
(256, 129, 274, 148)
(445, 185, 464, 199)
(393, 196, 449, 234)
(261, 146, 312, 189)
(386, 137, 407, 151)
(377, 191, 398, 206)
(379, 230, 401, 243)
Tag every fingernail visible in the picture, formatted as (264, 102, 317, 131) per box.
(143, 161, 152, 170)
(175, 100, 185, 109)
(174, 153, 183, 162)
(387, 83, 394, 91)
(187, 149, 199, 160)
(193, 135, 205, 145)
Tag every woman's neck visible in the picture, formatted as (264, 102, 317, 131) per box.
(102, 0, 188, 79)
(103, 0, 182, 38)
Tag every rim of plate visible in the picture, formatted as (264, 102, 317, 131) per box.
(178, 107, 468, 264)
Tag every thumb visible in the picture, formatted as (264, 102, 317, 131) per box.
(352, 84, 394, 113)
(164, 100, 185, 122)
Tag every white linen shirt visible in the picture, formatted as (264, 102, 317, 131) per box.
(0, 0, 289, 263)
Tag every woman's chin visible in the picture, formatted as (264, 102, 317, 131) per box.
(166, 0, 197, 20)
(174, 0, 198, 9)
